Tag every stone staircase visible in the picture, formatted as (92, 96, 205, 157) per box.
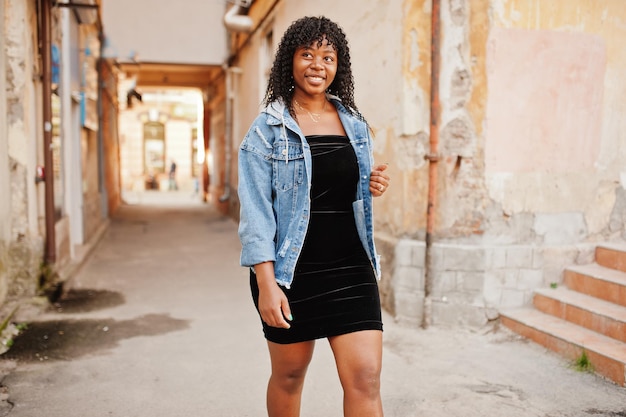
(501, 242, 626, 386)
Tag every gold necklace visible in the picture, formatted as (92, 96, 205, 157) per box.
(293, 99, 326, 123)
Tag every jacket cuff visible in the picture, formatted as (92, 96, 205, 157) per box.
(240, 241, 276, 267)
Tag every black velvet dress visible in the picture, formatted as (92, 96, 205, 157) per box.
(250, 135, 383, 344)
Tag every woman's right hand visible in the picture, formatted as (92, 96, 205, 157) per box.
(255, 262, 292, 329)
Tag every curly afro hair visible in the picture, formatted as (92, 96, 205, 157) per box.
(263, 16, 362, 119)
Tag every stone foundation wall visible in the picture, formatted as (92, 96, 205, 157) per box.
(386, 238, 597, 327)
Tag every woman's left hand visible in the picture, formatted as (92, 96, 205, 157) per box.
(370, 163, 390, 197)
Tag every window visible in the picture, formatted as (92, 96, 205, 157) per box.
(143, 121, 165, 174)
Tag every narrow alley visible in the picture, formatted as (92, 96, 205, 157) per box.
(0, 196, 625, 417)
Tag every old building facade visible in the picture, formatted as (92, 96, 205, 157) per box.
(0, 0, 120, 319)
(117, 87, 204, 194)
(1, 0, 47, 315)
(4, 0, 625, 333)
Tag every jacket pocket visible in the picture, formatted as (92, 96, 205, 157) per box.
(272, 140, 304, 191)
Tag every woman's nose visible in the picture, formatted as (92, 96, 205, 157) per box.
(310, 56, 323, 69)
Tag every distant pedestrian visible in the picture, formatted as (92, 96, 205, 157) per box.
(237, 16, 390, 417)
(168, 160, 178, 190)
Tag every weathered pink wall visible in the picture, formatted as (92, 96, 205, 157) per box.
(485, 28, 606, 174)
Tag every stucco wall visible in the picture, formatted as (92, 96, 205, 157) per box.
(101, 0, 227, 65)
(393, 0, 626, 326)
(485, 0, 626, 237)
(2, 0, 45, 303)
(1, 0, 10, 306)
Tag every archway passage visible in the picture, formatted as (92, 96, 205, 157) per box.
(117, 63, 221, 207)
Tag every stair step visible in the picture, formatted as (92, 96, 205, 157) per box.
(501, 308, 626, 386)
(564, 263, 626, 307)
(596, 242, 626, 274)
(534, 287, 626, 343)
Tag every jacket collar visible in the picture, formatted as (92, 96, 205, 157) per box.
(263, 94, 346, 122)
(262, 95, 367, 139)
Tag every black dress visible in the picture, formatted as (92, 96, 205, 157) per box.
(250, 135, 383, 344)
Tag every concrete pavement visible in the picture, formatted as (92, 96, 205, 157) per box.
(0, 193, 625, 417)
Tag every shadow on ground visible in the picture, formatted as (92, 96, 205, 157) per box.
(4, 313, 189, 363)
(584, 410, 626, 417)
(3, 289, 189, 363)
(49, 289, 125, 314)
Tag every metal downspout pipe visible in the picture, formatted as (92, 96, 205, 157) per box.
(41, 0, 56, 264)
(220, 3, 252, 203)
(422, 0, 441, 329)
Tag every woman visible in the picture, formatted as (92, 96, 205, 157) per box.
(238, 16, 390, 417)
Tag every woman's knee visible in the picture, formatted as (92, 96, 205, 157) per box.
(270, 364, 309, 393)
(343, 365, 381, 398)
(329, 331, 383, 398)
(268, 343, 314, 393)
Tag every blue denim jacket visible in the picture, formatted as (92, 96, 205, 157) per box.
(237, 96, 381, 288)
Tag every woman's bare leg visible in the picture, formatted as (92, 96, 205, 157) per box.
(266, 340, 315, 417)
(328, 330, 384, 417)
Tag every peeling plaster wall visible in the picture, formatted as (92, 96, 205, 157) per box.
(438, 0, 488, 237)
(394, 0, 626, 327)
(394, 0, 431, 238)
(382, 0, 433, 321)
(486, 0, 626, 241)
(477, 0, 626, 312)
(1, 0, 11, 306)
(2, 0, 44, 303)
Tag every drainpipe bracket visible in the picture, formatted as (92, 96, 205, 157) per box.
(424, 153, 441, 162)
